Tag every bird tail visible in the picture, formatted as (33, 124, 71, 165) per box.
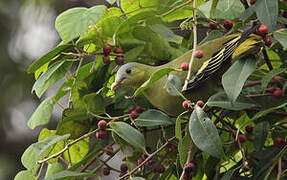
(183, 25, 263, 94)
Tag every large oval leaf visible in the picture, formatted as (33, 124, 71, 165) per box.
(222, 57, 256, 102)
(254, 0, 278, 31)
(206, 92, 256, 110)
(27, 44, 72, 73)
(135, 109, 174, 127)
(189, 106, 224, 159)
(46, 170, 96, 180)
(14, 170, 35, 180)
(110, 122, 145, 150)
(164, 74, 182, 96)
(28, 97, 55, 129)
(274, 29, 287, 50)
(55, 6, 106, 43)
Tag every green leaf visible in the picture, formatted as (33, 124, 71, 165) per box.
(110, 122, 145, 150)
(149, 24, 175, 40)
(178, 130, 191, 167)
(35, 62, 49, 80)
(14, 170, 36, 180)
(253, 121, 270, 151)
(199, 30, 224, 45)
(134, 68, 176, 97)
(274, 29, 287, 50)
(135, 109, 174, 127)
(32, 61, 72, 98)
(57, 110, 90, 139)
(55, 6, 106, 43)
(83, 93, 105, 115)
(28, 97, 55, 129)
(125, 46, 145, 61)
(63, 138, 89, 164)
(261, 68, 287, 92)
(254, 0, 278, 31)
(199, 0, 244, 20)
(71, 82, 89, 111)
(164, 74, 182, 96)
(38, 128, 65, 163)
(27, 44, 72, 73)
(112, 131, 127, 152)
(32, 134, 70, 159)
(240, 6, 255, 21)
(175, 111, 188, 141)
(222, 57, 256, 102)
(206, 92, 256, 110)
(45, 170, 96, 180)
(240, 101, 287, 128)
(189, 106, 224, 159)
(21, 145, 39, 174)
(45, 162, 64, 179)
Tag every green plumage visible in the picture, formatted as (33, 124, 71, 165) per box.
(112, 32, 263, 116)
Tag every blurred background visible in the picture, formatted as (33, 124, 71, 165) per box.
(0, 0, 110, 179)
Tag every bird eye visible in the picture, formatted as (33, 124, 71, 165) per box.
(126, 69, 131, 74)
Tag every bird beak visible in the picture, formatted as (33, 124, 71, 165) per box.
(111, 80, 121, 91)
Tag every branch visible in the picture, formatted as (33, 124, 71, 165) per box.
(80, 142, 116, 172)
(91, 149, 121, 173)
(240, 0, 249, 9)
(179, 141, 194, 180)
(118, 136, 176, 180)
(237, 138, 248, 170)
(244, 80, 261, 88)
(247, 93, 272, 98)
(262, 47, 273, 71)
(277, 157, 282, 180)
(38, 128, 100, 164)
(88, 111, 129, 122)
(182, 0, 198, 91)
(161, 0, 193, 17)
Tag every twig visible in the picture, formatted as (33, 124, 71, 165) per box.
(91, 149, 121, 173)
(244, 80, 261, 88)
(88, 111, 129, 122)
(179, 141, 194, 180)
(262, 47, 273, 71)
(38, 128, 100, 164)
(161, 0, 193, 17)
(80, 142, 116, 172)
(237, 138, 248, 170)
(247, 93, 272, 98)
(240, 0, 249, 9)
(98, 158, 122, 173)
(182, 0, 198, 91)
(118, 136, 176, 180)
(277, 157, 282, 180)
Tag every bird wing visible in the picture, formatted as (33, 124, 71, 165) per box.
(184, 36, 241, 92)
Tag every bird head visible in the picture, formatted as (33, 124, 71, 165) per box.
(111, 62, 149, 91)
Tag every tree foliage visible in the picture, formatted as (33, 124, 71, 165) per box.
(16, 0, 287, 179)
